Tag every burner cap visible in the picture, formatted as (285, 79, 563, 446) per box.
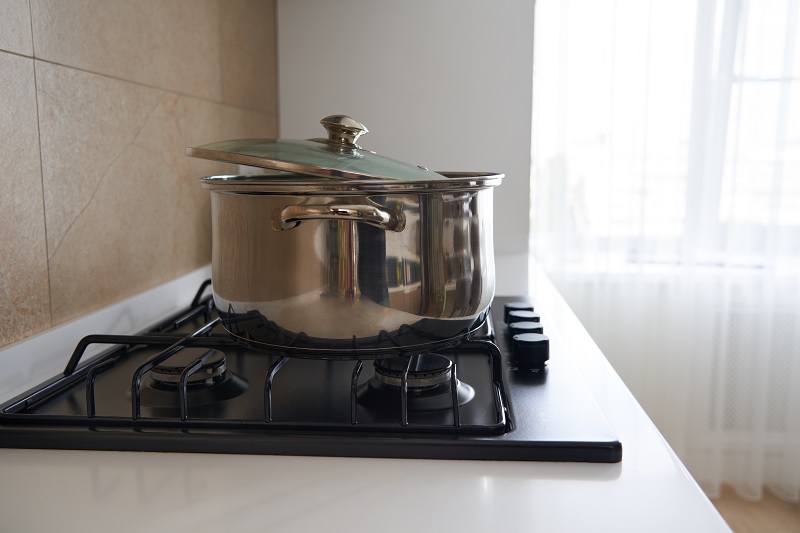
(151, 348, 227, 388)
(373, 353, 452, 389)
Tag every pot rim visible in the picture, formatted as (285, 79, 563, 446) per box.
(200, 171, 503, 194)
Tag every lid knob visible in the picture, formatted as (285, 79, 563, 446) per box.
(320, 115, 368, 149)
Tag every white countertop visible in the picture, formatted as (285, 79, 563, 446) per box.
(0, 255, 731, 532)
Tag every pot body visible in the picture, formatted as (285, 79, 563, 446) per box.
(206, 173, 500, 358)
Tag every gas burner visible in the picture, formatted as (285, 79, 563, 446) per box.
(140, 348, 248, 413)
(374, 353, 453, 390)
(359, 353, 475, 412)
(150, 348, 227, 388)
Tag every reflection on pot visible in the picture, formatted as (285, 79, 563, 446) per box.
(204, 172, 500, 357)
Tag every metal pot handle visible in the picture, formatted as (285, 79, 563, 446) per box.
(275, 203, 406, 232)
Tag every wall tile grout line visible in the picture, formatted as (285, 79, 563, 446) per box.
(0, 48, 32, 60)
(26, 56, 274, 117)
(28, 0, 52, 329)
(0, 43, 274, 117)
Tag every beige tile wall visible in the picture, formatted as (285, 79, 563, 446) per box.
(0, 0, 277, 347)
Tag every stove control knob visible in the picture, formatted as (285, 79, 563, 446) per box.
(507, 310, 540, 323)
(511, 333, 550, 370)
(508, 321, 544, 336)
(504, 302, 534, 323)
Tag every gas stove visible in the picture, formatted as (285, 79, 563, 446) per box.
(0, 282, 621, 462)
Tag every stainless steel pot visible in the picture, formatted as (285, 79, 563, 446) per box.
(189, 116, 503, 358)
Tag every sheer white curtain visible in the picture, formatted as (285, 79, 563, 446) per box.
(532, 0, 800, 502)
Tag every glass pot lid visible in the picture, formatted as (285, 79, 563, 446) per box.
(185, 115, 448, 182)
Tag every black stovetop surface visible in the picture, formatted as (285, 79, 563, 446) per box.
(0, 288, 621, 463)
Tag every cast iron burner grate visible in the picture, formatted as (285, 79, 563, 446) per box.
(0, 282, 622, 462)
(2, 282, 506, 433)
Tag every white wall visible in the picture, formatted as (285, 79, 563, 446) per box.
(276, 0, 535, 254)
